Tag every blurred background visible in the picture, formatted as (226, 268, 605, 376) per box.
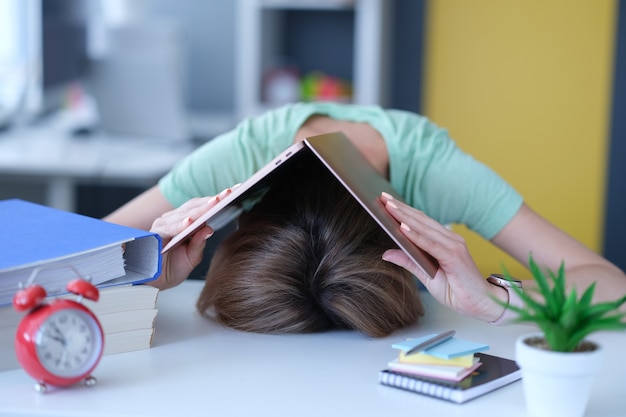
(0, 0, 623, 278)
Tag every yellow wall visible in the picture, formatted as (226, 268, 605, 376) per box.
(422, 0, 617, 277)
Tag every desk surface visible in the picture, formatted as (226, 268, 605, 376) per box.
(0, 281, 624, 417)
(0, 124, 194, 182)
(0, 123, 195, 211)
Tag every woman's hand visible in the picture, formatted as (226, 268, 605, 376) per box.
(380, 192, 508, 322)
(148, 188, 234, 290)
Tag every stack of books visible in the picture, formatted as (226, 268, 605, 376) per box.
(379, 333, 522, 403)
(78, 284, 160, 356)
(0, 284, 159, 371)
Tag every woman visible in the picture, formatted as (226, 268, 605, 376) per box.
(197, 157, 424, 337)
(104, 102, 626, 330)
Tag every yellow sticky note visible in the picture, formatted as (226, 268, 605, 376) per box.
(399, 351, 475, 367)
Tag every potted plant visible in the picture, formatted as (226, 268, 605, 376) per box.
(494, 255, 626, 417)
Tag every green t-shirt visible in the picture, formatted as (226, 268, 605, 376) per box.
(159, 102, 523, 240)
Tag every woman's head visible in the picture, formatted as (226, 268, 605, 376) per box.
(197, 158, 424, 337)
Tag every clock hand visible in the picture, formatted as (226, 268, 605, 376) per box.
(60, 348, 69, 365)
(43, 329, 66, 346)
(50, 322, 68, 345)
(50, 322, 64, 337)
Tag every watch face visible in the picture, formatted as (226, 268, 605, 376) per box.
(35, 309, 103, 378)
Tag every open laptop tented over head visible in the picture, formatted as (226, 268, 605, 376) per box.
(161, 132, 439, 279)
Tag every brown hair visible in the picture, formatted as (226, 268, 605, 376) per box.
(196, 157, 424, 337)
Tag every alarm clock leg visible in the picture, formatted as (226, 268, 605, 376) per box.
(84, 375, 97, 387)
(34, 382, 48, 393)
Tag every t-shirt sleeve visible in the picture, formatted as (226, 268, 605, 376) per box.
(389, 114, 523, 241)
(158, 129, 253, 208)
(158, 109, 296, 208)
(419, 131, 523, 240)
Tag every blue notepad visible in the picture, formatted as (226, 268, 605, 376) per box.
(392, 334, 489, 359)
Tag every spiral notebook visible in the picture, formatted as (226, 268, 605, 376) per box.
(378, 353, 521, 404)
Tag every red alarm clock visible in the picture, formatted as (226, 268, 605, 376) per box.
(13, 278, 104, 393)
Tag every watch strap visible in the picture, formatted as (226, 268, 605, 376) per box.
(487, 274, 523, 325)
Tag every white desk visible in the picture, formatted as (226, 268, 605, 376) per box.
(0, 123, 195, 212)
(0, 281, 624, 417)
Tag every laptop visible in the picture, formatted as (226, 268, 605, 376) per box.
(161, 132, 439, 279)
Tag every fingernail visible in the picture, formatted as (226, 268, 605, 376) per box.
(183, 216, 192, 225)
(382, 192, 394, 200)
(387, 200, 398, 209)
(400, 222, 411, 232)
(204, 231, 214, 240)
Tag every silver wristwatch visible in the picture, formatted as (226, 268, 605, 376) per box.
(487, 274, 523, 325)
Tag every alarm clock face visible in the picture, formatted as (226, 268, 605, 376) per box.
(34, 308, 103, 378)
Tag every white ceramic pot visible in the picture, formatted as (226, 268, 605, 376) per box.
(515, 333, 603, 417)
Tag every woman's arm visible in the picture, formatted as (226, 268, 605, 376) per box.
(492, 204, 626, 306)
(103, 185, 208, 290)
(105, 185, 237, 290)
(380, 194, 626, 321)
(103, 185, 175, 230)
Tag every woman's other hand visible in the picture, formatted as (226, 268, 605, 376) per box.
(380, 192, 507, 322)
(148, 188, 234, 290)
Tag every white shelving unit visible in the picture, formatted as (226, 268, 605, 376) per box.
(235, 0, 389, 120)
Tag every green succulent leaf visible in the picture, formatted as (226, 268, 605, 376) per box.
(550, 262, 567, 307)
(559, 289, 579, 329)
(581, 295, 626, 321)
(529, 257, 557, 317)
(577, 283, 595, 312)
